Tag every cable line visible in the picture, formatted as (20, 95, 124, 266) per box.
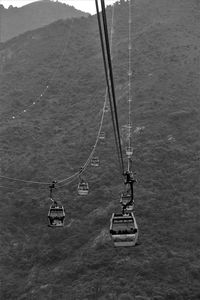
(127, 0, 133, 172)
(103, 0, 115, 110)
(119, 0, 137, 215)
(101, 0, 125, 174)
(57, 172, 80, 185)
(95, 0, 120, 167)
(0, 175, 50, 185)
(96, 0, 124, 177)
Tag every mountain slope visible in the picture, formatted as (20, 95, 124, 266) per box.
(0, 0, 89, 42)
(0, 0, 200, 299)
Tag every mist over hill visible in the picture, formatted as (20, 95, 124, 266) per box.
(0, 0, 89, 42)
(0, 0, 200, 299)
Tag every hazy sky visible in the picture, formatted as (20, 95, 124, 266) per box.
(0, 0, 118, 14)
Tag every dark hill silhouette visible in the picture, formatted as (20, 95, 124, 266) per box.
(0, 0, 200, 299)
(0, 0, 89, 42)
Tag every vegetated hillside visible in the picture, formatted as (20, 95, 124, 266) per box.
(0, 0, 89, 42)
(0, 0, 200, 299)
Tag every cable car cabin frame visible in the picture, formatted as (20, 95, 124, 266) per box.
(125, 123, 132, 130)
(110, 212, 138, 247)
(48, 204, 65, 228)
(91, 157, 100, 167)
(126, 146, 133, 157)
(120, 193, 134, 212)
(77, 182, 89, 196)
(104, 105, 109, 113)
(99, 132, 105, 140)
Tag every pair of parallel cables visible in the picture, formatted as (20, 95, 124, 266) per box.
(95, 0, 125, 180)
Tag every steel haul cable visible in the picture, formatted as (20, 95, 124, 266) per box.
(95, 0, 123, 177)
(96, 0, 125, 178)
(0, 175, 50, 185)
(101, 0, 125, 175)
(127, 0, 133, 172)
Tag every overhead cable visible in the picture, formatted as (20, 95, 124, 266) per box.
(127, 0, 133, 172)
(0, 175, 50, 185)
(96, 0, 125, 176)
(101, 0, 125, 174)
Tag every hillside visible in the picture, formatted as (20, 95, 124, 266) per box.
(0, 0, 89, 42)
(0, 0, 200, 299)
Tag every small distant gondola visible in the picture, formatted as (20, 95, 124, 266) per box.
(109, 212, 138, 247)
(128, 70, 132, 76)
(77, 181, 89, 196)
(99, 132, 105, 140)
(126, 123, 132, 130)
(104, 105, 109, 113)
(126, 146, 133, 157)
(91, 157, 100, 167)
(48, 203, 65, 228)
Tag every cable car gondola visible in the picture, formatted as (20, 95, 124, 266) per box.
(48, 202, 65, 228)
(127, 123, 132, 129)
(91, 157, 100, 167)
(126, 146, 133, 157)
(128, 70, 132, 76)
(99, 132, 105, 140)
(104, 105, 109, 113)
(77, 181, 89, 196)
(109, 212, 138, 247)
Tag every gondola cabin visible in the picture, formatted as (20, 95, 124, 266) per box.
(126, 146, 133, 157)
(128, 70, 132, 76)
(91, 157, 100, 167)
(78, 182, 89, 196)
(110, 212, 138, 247)
(48, 204, 65, 227)
(99, 132, 105, 140)
(104, 105, 109, 113)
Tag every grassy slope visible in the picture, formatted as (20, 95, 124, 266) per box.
(0, 0, 200, 299)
